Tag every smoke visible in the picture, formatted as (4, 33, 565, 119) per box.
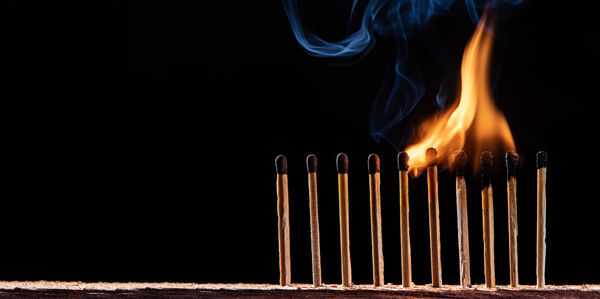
(282, 0, 522, 147)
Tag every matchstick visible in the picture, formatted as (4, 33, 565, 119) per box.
(454, 150, 471, 287)
(306, 154, 322, 287)
(480, 151, 495, 288)
(426, 147, 442, 287)
(337, 153, 352, 287)
(536, 151, 548, 288)
(368, 153, 384, 286)
(398, 151, 412, 288)
(506, 150, 519, 288)
(275, 155, 291, 286)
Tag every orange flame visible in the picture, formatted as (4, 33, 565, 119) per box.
(405, 11, 514, 176)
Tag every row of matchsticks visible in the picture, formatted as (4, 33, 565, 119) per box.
(274, 149, 548, 289)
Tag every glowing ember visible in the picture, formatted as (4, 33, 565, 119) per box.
(405, 11, 515, 176)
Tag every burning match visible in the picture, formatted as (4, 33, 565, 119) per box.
(480, 151, 496, 288)
(306, 154, 322, 287)
(397, 151, 412, 288)
(426, 147, 442, 288)
(337, 153, 352, 287)
(536, 151, 548, 288)
(275, 155, 291, 286)
(368, 153, 384, 286)
(454, 150, 471, 287)
(505, 150, 519, 288)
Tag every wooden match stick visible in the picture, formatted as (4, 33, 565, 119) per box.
(397, 151, 412, 288)
(368, 153, 384, 286)
(536, 151, 548, 288)
(426, 147, 442, 288)
(480, 151, 495, 288)
(275, 155, 291, 286)
(505, 150, 519, 288)
(454, 150, 471, 287)
(337, 153, 352, 287)
(306, 154, 322, 287)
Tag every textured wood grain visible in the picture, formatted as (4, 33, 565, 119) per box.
(2, 282, 599, 298)
(307, 172, 322, 287)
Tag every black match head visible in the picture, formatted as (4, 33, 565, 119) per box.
(426, 147, 438, 166)
(397, 151, 409, 171)
(537, 151, 548, 169)
(454, 150, 467, 177)
(505, 150, 519, 179)
(336, 153, 349, 174)
(275, 155, 288, 175)
(480, 151, 493, 188)
(368, 153, 380, 174)
(306, 154, 317, 173)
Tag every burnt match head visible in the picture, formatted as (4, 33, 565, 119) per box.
(397, 151, 409, 171)
(368, 153, 380, 174)
(336, 153, 349, 174)
(454, 150, 467, 177)
(426, 147, 438, 166)
(480, 151, 493, 188)
(537, 151, 548, 169)
(505, 150, 519, 179)
(306, 154, 317, 173)
(275, 155, 288, 175)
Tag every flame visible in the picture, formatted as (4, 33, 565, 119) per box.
(405, 11, 514, 176)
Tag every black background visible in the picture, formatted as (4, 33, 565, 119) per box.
(4, 0, 599, 285)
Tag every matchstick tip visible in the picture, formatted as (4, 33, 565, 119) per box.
(368, 153, 380, 174)
(306, 154, 317, 173)
(336, 153, 349, 174)
(397, 151, 409, 171)
(275, 155, 288, 175)
(454, 150, 467, 177)
(536, 151, 548, 169)
(426, 147, 438, 166)
(505, 150, 519, 178)
(480, 151, 493, 188)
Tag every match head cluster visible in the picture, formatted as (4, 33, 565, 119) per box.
(276, 149, 542, 179)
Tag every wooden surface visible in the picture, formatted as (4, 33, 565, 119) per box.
(2, 282, 599, 298)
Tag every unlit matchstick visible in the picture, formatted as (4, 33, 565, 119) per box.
(536, 151, 548, 288)
(505, 150, 519, 288)
(306, 154, 322, 287)
(337, 153, 352, 287)
(454, 150, 471, 287)
(480, 151, 495, 288)
(275, 155, 291, 286)
(368, 153, 384, 286)
(426, 148, 442, 287)
(397, 151, 412, 288)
